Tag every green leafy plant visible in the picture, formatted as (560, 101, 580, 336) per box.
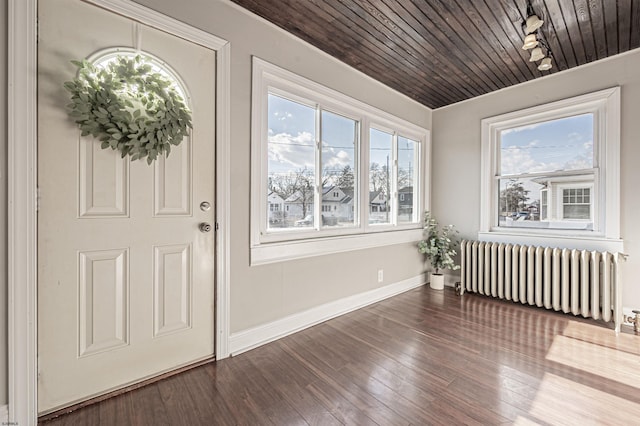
(64, 55, 192, 164)
(418, 211, 460, 274)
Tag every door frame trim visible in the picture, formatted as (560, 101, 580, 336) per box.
(7, 0, 231, 422)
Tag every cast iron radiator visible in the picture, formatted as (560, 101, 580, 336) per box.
(459, 240, 623, 331)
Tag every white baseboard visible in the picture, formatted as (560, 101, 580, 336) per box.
(0, 405, 8, 423)
(229, 274, 426, 356)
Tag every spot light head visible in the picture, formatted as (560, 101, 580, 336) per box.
(522, 33, 539, 50)
(537, 57, 553, 71)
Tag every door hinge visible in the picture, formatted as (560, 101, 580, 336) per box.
(215, 222, 219, 231)
(36, 186, 41, 211)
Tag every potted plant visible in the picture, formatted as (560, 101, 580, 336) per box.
(418, 211, 460, 290)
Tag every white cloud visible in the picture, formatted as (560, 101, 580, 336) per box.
(323, 149, 352, 170)
(268, 131, 315, 170)
(501, 145, 549, 175)
(502, 141, 592, 175)
(273, 111, 293, 121)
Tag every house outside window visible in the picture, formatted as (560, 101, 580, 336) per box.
(368, 130, 420, 225)
(251, 58, 430, 263)
(480, 88, 620, 247)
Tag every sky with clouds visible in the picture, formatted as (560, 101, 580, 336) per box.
(267, 94, 417, 182)
(499, 113, 594, 206)
(500, 113, 594, 176)
(268, 94, 357, 177)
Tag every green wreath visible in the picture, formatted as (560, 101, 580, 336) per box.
(64, 55, 192, 164)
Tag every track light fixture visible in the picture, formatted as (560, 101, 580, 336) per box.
(521, 0, 553, 71)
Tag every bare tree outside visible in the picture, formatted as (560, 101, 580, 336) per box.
(499, 178, 530, 215)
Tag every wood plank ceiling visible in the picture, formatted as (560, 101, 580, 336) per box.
(230, 0, 640, 109)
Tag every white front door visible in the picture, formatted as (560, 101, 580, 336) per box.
(37, 0, 216, 413)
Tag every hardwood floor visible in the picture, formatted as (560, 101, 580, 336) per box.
(40, 285, 640, 425)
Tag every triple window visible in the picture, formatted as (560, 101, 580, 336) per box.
(252, 58, 428, 249)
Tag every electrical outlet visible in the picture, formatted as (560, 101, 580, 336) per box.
(377, 269, 384, 283)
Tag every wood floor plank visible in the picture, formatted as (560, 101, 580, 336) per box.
(247, 343, 344, 425)
(282, 334, 412, 425)
(155, 374, 208, 426)
(126, 383, 170, 426)
(40, 286, 640, 425)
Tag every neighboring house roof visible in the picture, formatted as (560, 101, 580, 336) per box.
(369, 191, 386, 203)
(285, 190, 313, 203)
(341, 188, 354, 199)
(340, 195, 353, 205)
(267, 191, 285, 203)
(322, 185, 353, 204)
(322, 185, 336, 195)
(531, 174, 594, 186)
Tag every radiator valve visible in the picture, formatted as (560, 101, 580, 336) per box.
(624, 310, 640, 333)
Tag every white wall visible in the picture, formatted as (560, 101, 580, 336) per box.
(1, 0, 8, 407)
(433, 49, 640, 312)
(132, 0, 432, 334)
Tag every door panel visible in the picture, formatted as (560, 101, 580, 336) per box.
(37, 0, 216, 413)
(79, 141, 129, 217)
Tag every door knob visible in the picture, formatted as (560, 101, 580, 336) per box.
(199, 222, 212, 233)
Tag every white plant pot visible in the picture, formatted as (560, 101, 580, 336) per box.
(430, 273, 445, 290)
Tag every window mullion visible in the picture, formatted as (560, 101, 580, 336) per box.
(315, 105, 322, 230)
(361, 118, 370, 229)
(391, 132, 399, 225)
(354, 119, 362, 229)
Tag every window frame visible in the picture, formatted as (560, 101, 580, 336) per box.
(479, 87, 621, 251)
(251, 58, 430, 264)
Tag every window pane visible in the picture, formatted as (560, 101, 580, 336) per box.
(498, 178, 542, 227)
(563, 205, 590, 219)
(398, 136, 417, 224)
(540, 190, 548, 220)
(267, 94, 316, 229)
(562, 188, 591, 220)
(369, 128, 392, 224)
(500, 113, 594, 175)
(321, 110, 357, 228)
(499, 177, 593, 230)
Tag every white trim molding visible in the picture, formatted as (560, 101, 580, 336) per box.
(8, 0, 232, 421)
(479, 87, 621, 250)
(214, 39, 232, 361)
(252, 228, 423, 265)
(8, 0, 38, 424)
(229, 274, 426, 356)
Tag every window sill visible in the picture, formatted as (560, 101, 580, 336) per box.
(477, 231, 624, 253)
(251, 228, 423, 265)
